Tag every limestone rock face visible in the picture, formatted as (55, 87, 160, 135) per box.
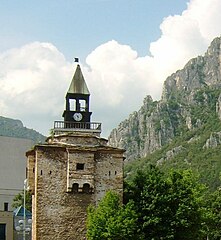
(204, 131, 221, 149)
(108, 96, 175, 161)
(108, 37, 221, 161)
(157, 146, 186, 165)
(216, 93, 221, 120)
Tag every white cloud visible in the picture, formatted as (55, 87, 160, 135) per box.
(0, 42, 73, 134)
(186, 0, 221, 40)
(150, 0, 221, 78)
(86, 40, 155, 106)
(84, 41, 157, 135)
(85, 0, 221, 135)
(0, 0, 221, 137)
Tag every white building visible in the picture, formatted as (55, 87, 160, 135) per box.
(0, 136, 34, 240)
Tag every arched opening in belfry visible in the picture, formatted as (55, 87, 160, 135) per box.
(82, 183, 90, 193)
(72, 183, 79, 193)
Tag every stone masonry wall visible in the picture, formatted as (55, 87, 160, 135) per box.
(27, 152, 35, 194)
(94, 151, 124, 203)
(28, 133, 124, 240)
(33, 147, 93, 240)
(67, 149, 95, 193)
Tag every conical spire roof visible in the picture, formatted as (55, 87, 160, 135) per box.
(13, 206, 32, 217)
(68, 64, 90, 95)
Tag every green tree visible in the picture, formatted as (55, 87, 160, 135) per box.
(86, 191, 138, 240)
(204, 188, 221, 239)
(166, 170, 205, 239)
(125, 165, 206, 239)
(12, 190, 32, 212)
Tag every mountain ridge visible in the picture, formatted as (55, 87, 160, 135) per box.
(0, 116, 46, 143)
(108, 36, 221, 161)
(108, 36, 221, 189)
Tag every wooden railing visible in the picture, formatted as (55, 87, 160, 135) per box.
(53, 121, 102, 132)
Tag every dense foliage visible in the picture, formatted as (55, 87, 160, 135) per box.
(87, 166, 221, 239)
(125, 166, 206, 239)
(87, 191, 138, 240)
(204, 188, 221, 240)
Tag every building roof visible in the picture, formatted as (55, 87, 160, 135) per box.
(68, 64, 90, 95)
(13, 206, 32, 217)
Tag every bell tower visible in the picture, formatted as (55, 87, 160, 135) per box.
(26, 62, 125, 240)
(62, 64, 92, 123)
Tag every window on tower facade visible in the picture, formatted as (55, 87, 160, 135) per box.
(83, 183, 90, 193)
(69, 99, 76, 111)
(76, 163, 84, 170)
(72, 183, 79, 193)
(4, 202, 8, 211)
(79, 99, 86, 111)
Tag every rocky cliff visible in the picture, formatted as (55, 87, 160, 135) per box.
(108, 37, 221, 162)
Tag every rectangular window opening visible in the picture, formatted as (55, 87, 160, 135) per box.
(0, 224, 6, 239)
(4, 202, 8, 211)
(76, 163, 85, 170)
(79, 99, 86, 111)
(69, 99, 76, 111)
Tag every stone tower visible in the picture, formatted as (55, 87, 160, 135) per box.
(26, 64, 125, 240)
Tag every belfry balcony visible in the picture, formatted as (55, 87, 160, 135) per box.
(52, 121, 102, 135)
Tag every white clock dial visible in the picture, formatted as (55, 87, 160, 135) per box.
(73, 113, 83, 121)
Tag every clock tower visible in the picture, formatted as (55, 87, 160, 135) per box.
(26, 62, 125, 240)
(62, 64, 92, 123)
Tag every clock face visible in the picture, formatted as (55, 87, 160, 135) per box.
(73, 112, 83, 121)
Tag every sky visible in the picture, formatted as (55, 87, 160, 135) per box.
(0, 0, 221, 138)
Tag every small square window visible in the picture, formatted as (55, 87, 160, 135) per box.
(76, 163, 84, 170)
